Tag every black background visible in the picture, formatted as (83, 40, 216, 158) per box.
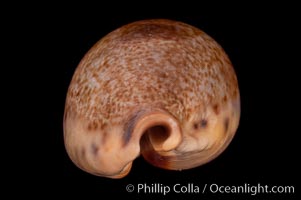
(16, 4, 299, 199)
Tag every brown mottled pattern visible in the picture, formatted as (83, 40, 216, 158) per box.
(66, 19, 238, 127)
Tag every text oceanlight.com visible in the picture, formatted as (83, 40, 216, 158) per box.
(125, 183, 295, 196)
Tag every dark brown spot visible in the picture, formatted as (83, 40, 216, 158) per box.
(213, 104, 220, 115)
(160, 73, 167, 78)
(87, 121, 98, 131)
(193, 123, 199, 130)
(224, 117, 229, 132)
(193, 119, 207, 130)
(200, 119, 208, 128)
(223, 95, 228, 103)
(183, 77, 189, 83)
(100, 122, 107, 130)
(87, 123, 92, 131)
(73, 90, 80, 97)
(91, 143, 99, 156)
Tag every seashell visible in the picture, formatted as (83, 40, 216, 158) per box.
(64, 19, 240, 178)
